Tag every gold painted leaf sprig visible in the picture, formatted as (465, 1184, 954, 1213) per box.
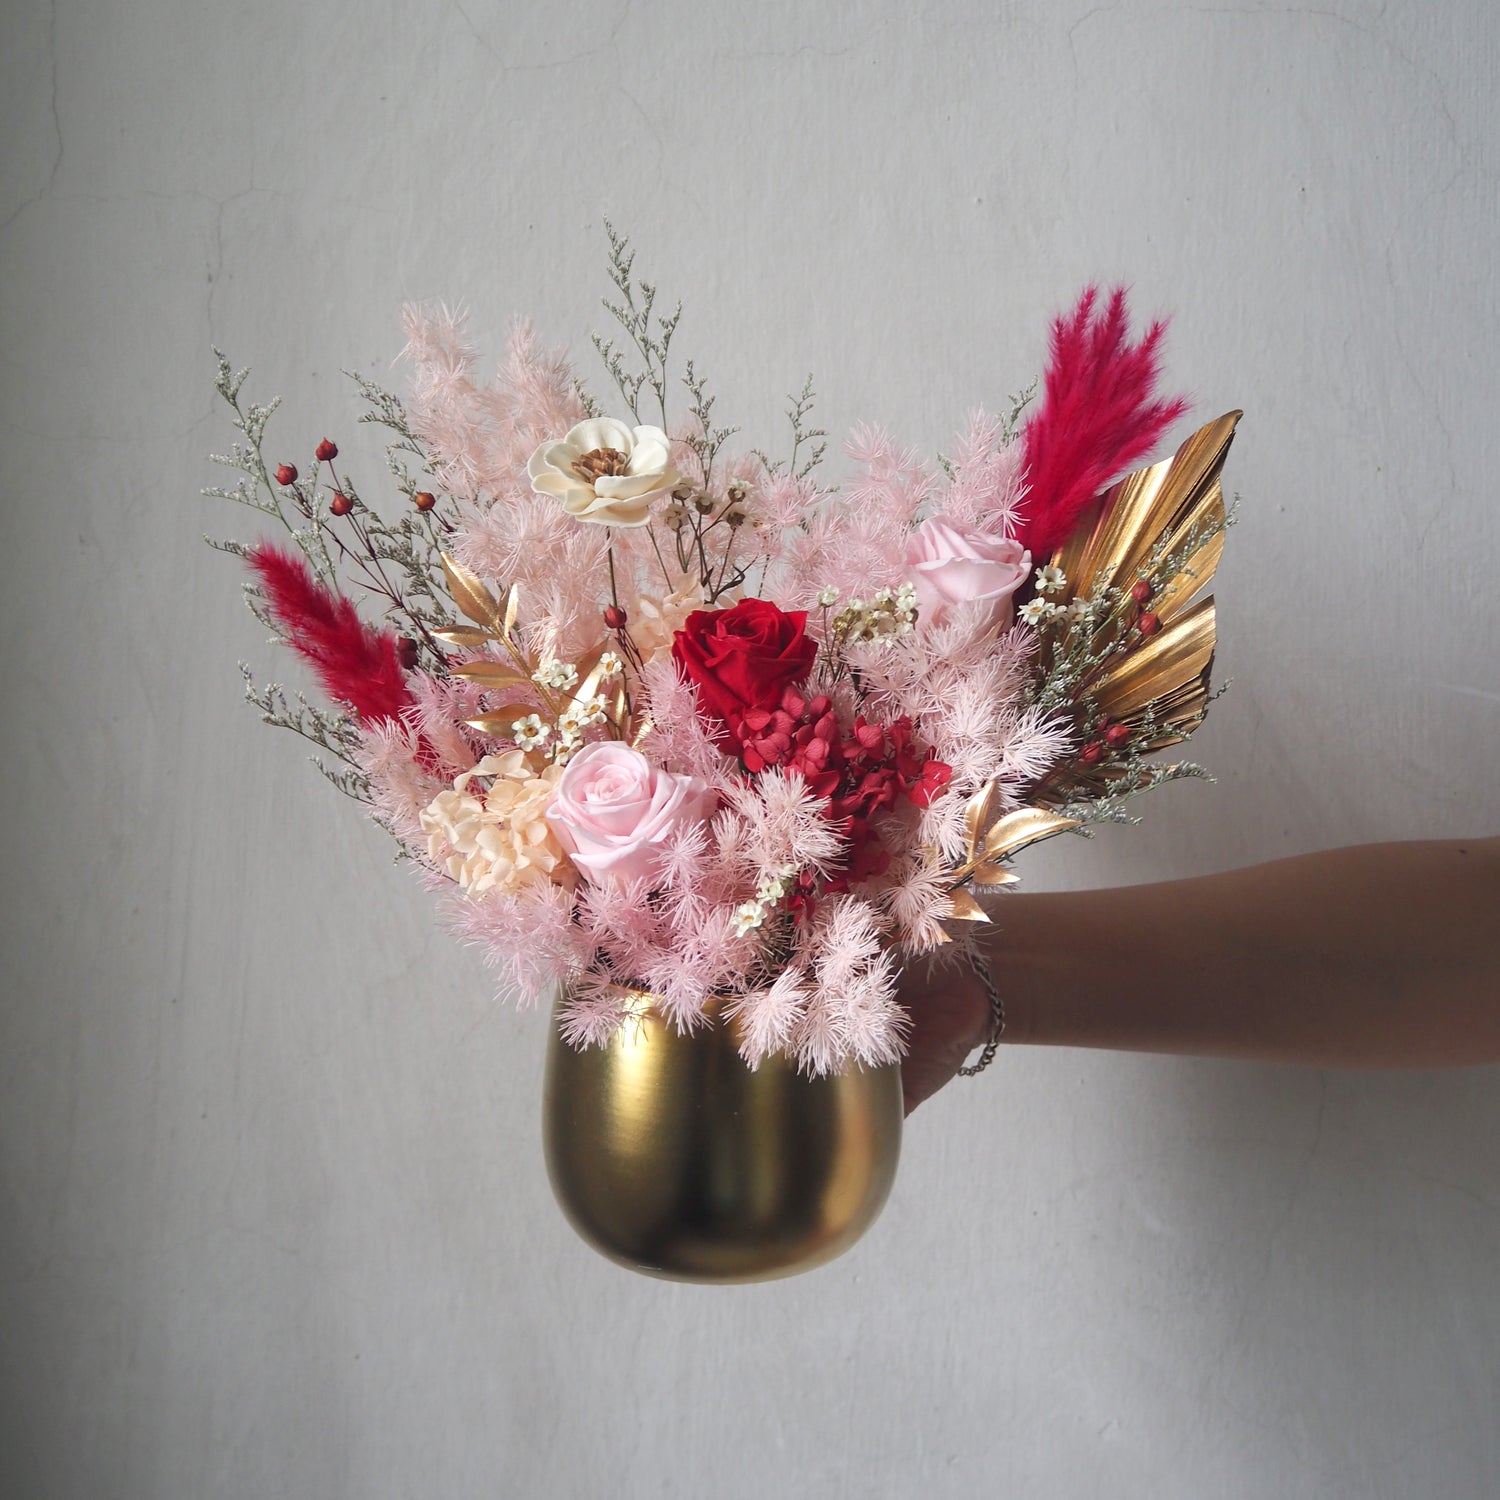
(436, 553, 630, 759)
(940, 781, 1080, 929)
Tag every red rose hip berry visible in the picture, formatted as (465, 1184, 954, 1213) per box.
(316, 438, 338, 462)
(275, 463, 298, 486)
(329, 491, 352, 516)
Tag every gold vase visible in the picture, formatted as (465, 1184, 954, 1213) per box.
(543, 992, 903, 1283)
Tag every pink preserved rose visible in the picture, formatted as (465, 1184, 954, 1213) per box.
(545, 742, 716, 888)
(905, 516, 1031, 628)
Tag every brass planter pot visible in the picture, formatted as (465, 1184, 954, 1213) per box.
(543, 994, 903, 1283)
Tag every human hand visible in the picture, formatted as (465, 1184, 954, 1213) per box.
(896, 953, 994, 1115)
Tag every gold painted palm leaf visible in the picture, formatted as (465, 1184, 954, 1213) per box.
(1032, 410, 1241, 806)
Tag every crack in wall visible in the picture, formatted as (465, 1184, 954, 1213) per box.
(0, 0, 64, 236)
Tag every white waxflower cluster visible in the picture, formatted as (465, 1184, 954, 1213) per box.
(1018, 598, 1059, 626)
(832, 582, 918, 643)
(1019, 592, 1093, 629)
(1019, 566, 1085, 629)
(732, 901, 765, 938)
(555, 694, 611, 761)
(533, 658, 580, 691)
(733, 866, 797, 937)
(511, 713, 551, 750)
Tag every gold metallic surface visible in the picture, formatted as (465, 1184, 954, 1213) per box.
(1052, 411, 1240, 614)
(1090, 595, 1216, 723)
(946, 888, 991, 921)
(441, 551, 507, 631)
(949, 790, 1081, 890)
(976, 806, 1083, 865)
(543, 993, 903, 1283)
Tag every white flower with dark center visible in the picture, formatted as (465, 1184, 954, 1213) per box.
(1035, 564, 1067, 595)
(733, 900, 767, 937)
(533, 658, 579, 691)
(527, 418, 680, 527)
(1017, 598, 1050, 626)
(1067, 597, 1094, 623)
(511, 714, 551, 751)
(597, 652, 623, 680)
(554, 716, 585, 763)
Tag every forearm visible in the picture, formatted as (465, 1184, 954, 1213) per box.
(986, 838, 1500, 1067)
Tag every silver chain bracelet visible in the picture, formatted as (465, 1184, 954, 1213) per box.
(957, 947, 1006, 1077)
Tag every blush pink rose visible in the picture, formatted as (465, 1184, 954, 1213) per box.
(905, 516, 1031, 628)
(545, 742, 715, 888)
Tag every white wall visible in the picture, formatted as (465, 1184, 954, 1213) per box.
(3, 2, 1498, 1496)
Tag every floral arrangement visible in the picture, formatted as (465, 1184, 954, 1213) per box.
(206, 230, 1236, 1075)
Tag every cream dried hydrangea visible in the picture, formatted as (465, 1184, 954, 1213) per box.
(630, 582, 706, 664)
(419, 750, 574, 896)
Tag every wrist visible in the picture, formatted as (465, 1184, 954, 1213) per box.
(955, 945, 1006, 1075)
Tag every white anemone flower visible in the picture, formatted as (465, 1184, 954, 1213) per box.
(527, 417, 680, 527)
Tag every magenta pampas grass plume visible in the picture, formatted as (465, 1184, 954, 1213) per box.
(246, 544, 413, 725)
(1017, 286, 1189, 559)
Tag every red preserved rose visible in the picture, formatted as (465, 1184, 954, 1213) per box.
(671, 598, 817, 740)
